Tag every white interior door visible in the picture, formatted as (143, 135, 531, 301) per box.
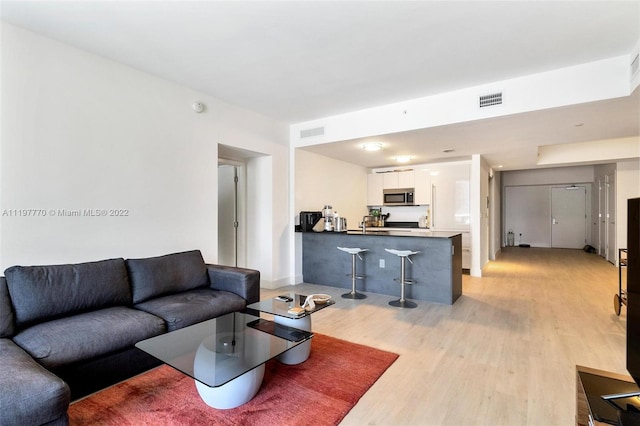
(598, 178, 606, 256)
(218, 164, 237, 266)
(607, 174, 616, 263)
(218, 162, 246, 267)
(551, 186, 587, 249)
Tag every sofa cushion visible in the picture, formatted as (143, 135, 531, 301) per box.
(12, 306, 166, 370)
(126, 250, 209, 304)
(0, 277, 15, 337)
(0, 338, 70, 426)
(5, 258, 131, 329)
(134, 288, 246, 332)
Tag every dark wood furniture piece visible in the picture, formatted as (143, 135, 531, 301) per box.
(576, 365, 640, 426)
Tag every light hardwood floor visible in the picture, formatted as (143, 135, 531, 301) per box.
(265, 247, 627, 425)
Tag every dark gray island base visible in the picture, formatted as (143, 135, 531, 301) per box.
(302, 231, 462, 305)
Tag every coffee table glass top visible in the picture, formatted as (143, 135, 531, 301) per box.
(135, 312, 312, 388)
(246, 292, 335, 318)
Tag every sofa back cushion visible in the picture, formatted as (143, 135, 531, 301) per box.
(126, 250, 209, 304)
(4, 258, 131, 329)
(0, 277, 15, 337)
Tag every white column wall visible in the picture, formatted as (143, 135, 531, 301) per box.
(617, 159, 640, 255)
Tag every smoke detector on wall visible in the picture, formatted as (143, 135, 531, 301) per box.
(192, 102, 205, 113)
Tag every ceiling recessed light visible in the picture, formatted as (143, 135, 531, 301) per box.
(362, 143, 382, 151)
(395, 155, 412, 163)
(442, 148, 455, 153)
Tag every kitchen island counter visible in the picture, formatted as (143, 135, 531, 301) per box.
(301, 231, 462, 305)
(344, 229, 460, 238)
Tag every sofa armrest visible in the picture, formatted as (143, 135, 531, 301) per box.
(206, 264, 260, 304)
(0, 338, 70, 426)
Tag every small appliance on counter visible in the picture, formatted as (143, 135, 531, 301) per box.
(418, 215, 429, 228)
(299, 211, 322, 232)
(333, 212, 347, 232)
(322, 205, 334, 231)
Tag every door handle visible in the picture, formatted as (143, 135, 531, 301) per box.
(552, 218, 558, 225)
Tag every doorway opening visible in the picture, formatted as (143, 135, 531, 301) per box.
(550, 185, 587, 249)
(218, 160, 246, 267)
(218, 143, 270, 271)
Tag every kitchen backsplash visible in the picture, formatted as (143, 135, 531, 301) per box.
(379, 205, 429, 223)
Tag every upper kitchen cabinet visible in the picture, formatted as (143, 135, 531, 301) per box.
(367, 173, 384, 206)
(369, 171, 416, 205)
(382, 170, 414, 189)
(414, 170, 431, 205)
(382, 172, 398, 189)
(428, 162, 470, 230)
(398, 171, 414, 188)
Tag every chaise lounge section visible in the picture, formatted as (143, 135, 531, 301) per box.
(0, 250, 260, 426)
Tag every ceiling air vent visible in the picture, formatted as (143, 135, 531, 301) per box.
(479, 92, 503, 108)
(299, 126, 325, 139)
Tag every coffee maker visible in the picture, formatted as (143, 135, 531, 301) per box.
(299, 211, 322, 232)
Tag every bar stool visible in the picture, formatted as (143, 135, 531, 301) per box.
(385, 249, 420, 308)
(337, 247, 368, 299)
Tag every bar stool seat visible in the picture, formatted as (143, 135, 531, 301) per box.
(385, 248, 419, 308)
(337, 247, 368, 299)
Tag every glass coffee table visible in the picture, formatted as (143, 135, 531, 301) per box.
(135, 311, 312, 409)
(246, 292, 335, 365)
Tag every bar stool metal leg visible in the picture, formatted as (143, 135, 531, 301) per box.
(343, 252, 367, 299)
(385, 249, 419, 308)
(338, 247, 367, 299)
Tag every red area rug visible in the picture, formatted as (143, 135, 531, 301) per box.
(68, 333, 398, 425)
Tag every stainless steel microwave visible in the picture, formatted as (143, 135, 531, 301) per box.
(383, 188, 415, 206)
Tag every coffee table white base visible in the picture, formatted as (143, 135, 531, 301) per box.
(195, 364, 265, 409)
(274, 315, 311, 365)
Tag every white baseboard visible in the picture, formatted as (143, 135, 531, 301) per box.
(259, 275, 303, 290)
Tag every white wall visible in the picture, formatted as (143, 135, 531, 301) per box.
(294, 149, 368, 228)
(617, 159, 640, 253)
(502, 166, 596, 248)
(504, 186, 553, 247)
(474, 155, 491, 275)
(502, 165, 595, 186)
(631, 39, 640, 92)
(0, 23, 290, 281)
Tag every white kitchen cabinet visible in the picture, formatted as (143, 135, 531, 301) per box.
(413, 170, 431, 205)
(398, 171, 414, 188)
(429, 162, 470, 230)
(382, 171, 414, 189)
(382, 172, 398, 189)
(367, 173, 384, 206)
(461, 231, 471, 270)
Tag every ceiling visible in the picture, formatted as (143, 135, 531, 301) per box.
(302, 90, 640, 170)
(1, 1, 639, 170)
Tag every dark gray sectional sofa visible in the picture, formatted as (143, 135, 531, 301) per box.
(0, 250, 260, 426)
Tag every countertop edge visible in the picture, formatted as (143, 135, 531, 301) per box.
(297, 230, 461, 238)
